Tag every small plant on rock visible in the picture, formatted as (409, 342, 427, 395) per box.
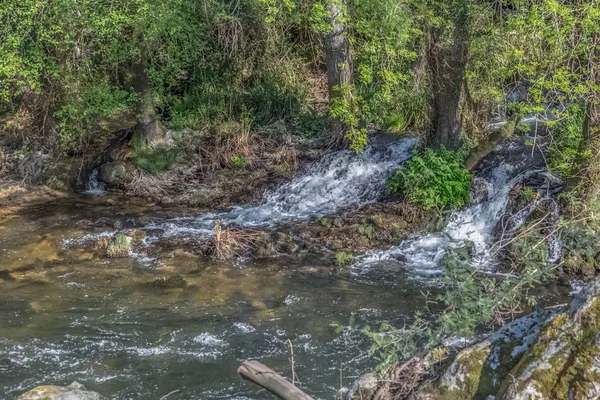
(106, 234, 132, 258)
(336, 252, 354, 267)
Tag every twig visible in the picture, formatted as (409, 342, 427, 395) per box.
(159, 389, 180, 400)
(287, 338, 298, 386)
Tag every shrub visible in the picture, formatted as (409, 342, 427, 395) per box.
(129, 135, 177, 174)
(388, 147, 472, 210)
(336, 252, 354, 267)
(547, 104, 585, 179)
(230, 154, 247, 169)
(106, 234, 131, 258)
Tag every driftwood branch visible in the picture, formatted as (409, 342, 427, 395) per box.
(238, 360, 315, 400)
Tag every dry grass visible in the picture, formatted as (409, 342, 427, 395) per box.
(212, 220, 261, 260)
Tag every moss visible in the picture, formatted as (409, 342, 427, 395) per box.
(498, 298, 600, 399)
(440, 345, 491, 400)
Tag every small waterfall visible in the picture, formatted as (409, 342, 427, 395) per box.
(85, 169, 107, 195)
(145, 137, 418, 237)
(352, 165, 562, 277)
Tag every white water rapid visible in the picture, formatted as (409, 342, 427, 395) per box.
(352, 164, 560, 277)
(144, 137, 418, 237)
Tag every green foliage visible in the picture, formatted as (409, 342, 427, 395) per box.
(388, 147, 472, 210)
(54, 82, 133, 150)
(107, 233, 131, 258)
(361, 317, 433, 375)
(559, 222, 599, 259)
(547, 104, 586, 179)
(293, 109, 327, 138)
(329, 84, 368, 152)
(230, 155, 247, 169)
(129, 135, 177, 174)
(335, 251, 353, 267)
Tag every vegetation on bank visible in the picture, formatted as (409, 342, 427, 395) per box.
(2, 1, 600, 398)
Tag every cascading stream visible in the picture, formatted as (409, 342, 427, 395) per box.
(352, 166, 562, 277)
(143, 137, 418, 238)
(85, 168, 107, 195)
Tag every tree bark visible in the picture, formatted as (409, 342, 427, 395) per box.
(427, 7, 470, 150)
(237, 360, 314, 400)
(324, 0, 354, 140)
(566, 33, 600, 192)
(132, 45, 164, 144)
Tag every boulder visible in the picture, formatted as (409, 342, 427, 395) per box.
(99, 161, 130, 186)
(496, 279, 600, 400)
(17, 381, 101, 400)
(407, 277, 600, 400)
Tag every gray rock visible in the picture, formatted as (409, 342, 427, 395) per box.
(17, 381, 101, 400)
(333, 217, 344, 228)
(18, 152, 46, 183)
(99, 161, 128, 185)
(345, 373, 378, 400)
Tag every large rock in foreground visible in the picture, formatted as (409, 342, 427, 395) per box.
(17, 381, 101, 400)
(409, 278, 600, 400)
(496, 279, 600, 400)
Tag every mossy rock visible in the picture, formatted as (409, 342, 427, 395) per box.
(497, 278, 600, 400)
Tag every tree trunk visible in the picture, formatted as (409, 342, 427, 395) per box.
(132, 46, 164, 144)
(427, 10, 470, 150)
(566, 101, 600, 191)
(566, 33, 600, 192)
(324, 0, 354, 141)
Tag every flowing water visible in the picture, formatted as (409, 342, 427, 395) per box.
(0, 135, 568, 399)
(0, 196, 436, 399)
(142, 137, 417, 239)
(85, 169, 107, 196)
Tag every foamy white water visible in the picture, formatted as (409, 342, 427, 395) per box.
(144, 137, 418, 237)
(352, 165, 556, 276)
(85, 168, 107, 195)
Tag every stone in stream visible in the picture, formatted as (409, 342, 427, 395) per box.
(17, 381, 101, 400)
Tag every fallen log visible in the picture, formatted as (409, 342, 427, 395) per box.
(238, 360, 315, 400)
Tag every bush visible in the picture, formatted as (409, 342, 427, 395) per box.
(107, 234, 131, 258)
(129, 135, 177, 174)
(388, 147, 472, 210)
(547, 104, 585, 179)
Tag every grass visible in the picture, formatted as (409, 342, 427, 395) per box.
(336, 252, 354, 267)
(106, 233, 132, 258)
(129, 135, 177, 174)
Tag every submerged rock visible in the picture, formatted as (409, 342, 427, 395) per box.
(17, 381, 101, 400)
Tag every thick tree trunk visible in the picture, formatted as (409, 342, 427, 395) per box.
(324, 0, 354, 141)
(132, 46, 164, 144)
(427, 15, 469, 150)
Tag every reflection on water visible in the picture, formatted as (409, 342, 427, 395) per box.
(0, 198, 431, 399)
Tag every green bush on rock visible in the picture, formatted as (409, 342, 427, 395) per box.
(388, 147, 472, 210)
